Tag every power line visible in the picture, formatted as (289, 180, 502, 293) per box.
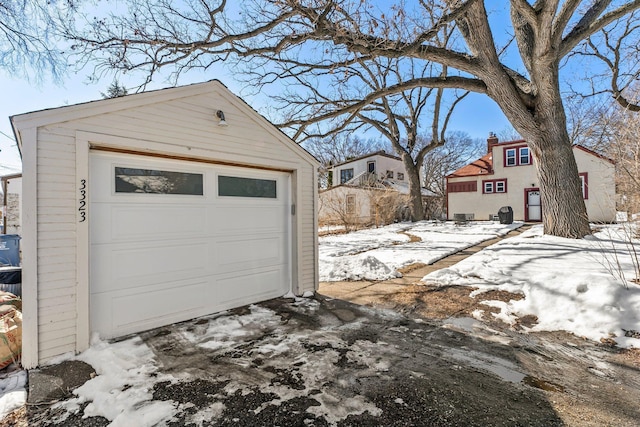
(0, 130, 16, 145)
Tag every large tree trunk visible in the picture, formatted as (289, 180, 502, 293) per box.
(400, 153, 425, 222)
(528, 130, 591, 238)
(457, 0, 593, 238)
(507, 76, 591, 238)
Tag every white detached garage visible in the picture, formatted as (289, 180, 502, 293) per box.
(11, 80, 319, 368)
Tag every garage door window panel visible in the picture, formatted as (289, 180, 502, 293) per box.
(218, 175, 277, 198)
(115, 167, 203, 195)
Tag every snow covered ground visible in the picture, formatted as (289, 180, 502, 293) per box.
(319, 220, 522, 281)
(423, 223, 640, 348)
(2, 221, 639, 422)
(320, 220, 640, 348)
(0, 368, 26, 419)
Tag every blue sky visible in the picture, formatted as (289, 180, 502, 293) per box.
(0, 0, 518, 173)
(0, 67, 511, 173)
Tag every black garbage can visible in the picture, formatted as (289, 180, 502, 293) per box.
(498, 206, 513, 224)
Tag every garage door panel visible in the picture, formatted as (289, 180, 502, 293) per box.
(91, 240, 210, 293)
(90, 151, 291, 339)
(111, 205, 208, 241)
(92, 204, 209, 243)
(213, 205, 285, 235)
(216, 268, 288, 304)
(214, 235, 284, 273)
(91, 279, 211, 339)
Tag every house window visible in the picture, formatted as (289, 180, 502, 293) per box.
(397, 172, 404, 180)
(386, 170, 394, 178)
(579, 172, 588, 199)
(482, 179, 507, 194)
(367, 161, 376, 174)
(346, 194, 356, 214)
(115, 167, 203, 195)
(340, 168, 354, 184)
(447, 180, 477, 193)
(218, 176, 277, 198)
(504, 145, 532, 167)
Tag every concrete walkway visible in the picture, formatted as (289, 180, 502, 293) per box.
(318, 223, 533, 306)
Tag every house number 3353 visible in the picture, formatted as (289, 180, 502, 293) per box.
(78, 179, 87, 223)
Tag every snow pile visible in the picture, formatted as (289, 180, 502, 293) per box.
(56, 336, 175, 426)
(0, 369, 26, 419)
(319, 221, 522, 281)
(181, 305, 284, 351)
(42, 300, 388, 425)
(423, 224, 640, 348)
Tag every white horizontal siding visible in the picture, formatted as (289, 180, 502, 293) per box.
(38, 309, 76, 326)
(66, 93, 306, 165)
(34, 125, 79, 364)
(38, 245, 75, 257)
(39, 333, 76, 362)
(298, 167, 317, 292)
(39, 318, 76, 334)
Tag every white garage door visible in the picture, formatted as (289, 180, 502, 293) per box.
(90, 152, 291, 339)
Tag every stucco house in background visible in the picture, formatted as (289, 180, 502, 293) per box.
(10, 80, 319, 368)
(1, 173, 22, 235)
(319, 151, 437, 227)
(329, 150, 410, 186)
(446, 134, 616, 222)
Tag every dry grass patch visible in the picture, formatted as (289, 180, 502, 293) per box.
(384, 284, 528, 324)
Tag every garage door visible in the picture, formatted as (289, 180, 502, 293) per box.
(89, 152, 291, 338)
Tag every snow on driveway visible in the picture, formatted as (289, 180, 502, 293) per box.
(319, 221, 522, 281)
(24, 298, 564, 427)
(423, 224, 640, 348)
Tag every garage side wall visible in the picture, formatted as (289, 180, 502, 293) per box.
(30, 87, 318, 365)
(36, 126, 79, 363)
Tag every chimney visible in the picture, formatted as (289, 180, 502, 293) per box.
(487, 132, 499, 154)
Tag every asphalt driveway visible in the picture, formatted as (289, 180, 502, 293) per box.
(20, 295, 565, 426)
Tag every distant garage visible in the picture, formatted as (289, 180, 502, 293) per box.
(10, 80, 319, 367)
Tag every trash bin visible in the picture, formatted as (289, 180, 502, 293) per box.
(0, 235, 21, 266)
(498, 206, 514, 225)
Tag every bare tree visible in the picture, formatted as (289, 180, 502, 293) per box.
(612, 115, 640, 215)
(61, 0, 640, 237)
(302, 135, 385, 166)
(303, 135, 386, 188)
(0, 0, 75, 80)
(497, 127, 523, 143)
(422, 131, 483, 214)
(318, 188, 363, 231)
(565, 96, 618, 150)
(572, 10, 640, 112)
(368, 187, 407, 227)
(566, 94, 640, 215)
(293, 55, 468, 221)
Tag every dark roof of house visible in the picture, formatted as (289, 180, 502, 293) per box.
(447, 153, 493, 178)
(330, 150, 401, 168)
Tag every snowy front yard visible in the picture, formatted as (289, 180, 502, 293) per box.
(320, 221, 640, 349)
(319, 221, 522, 281)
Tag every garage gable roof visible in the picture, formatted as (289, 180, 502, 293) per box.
(10, 80, 319, 166)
